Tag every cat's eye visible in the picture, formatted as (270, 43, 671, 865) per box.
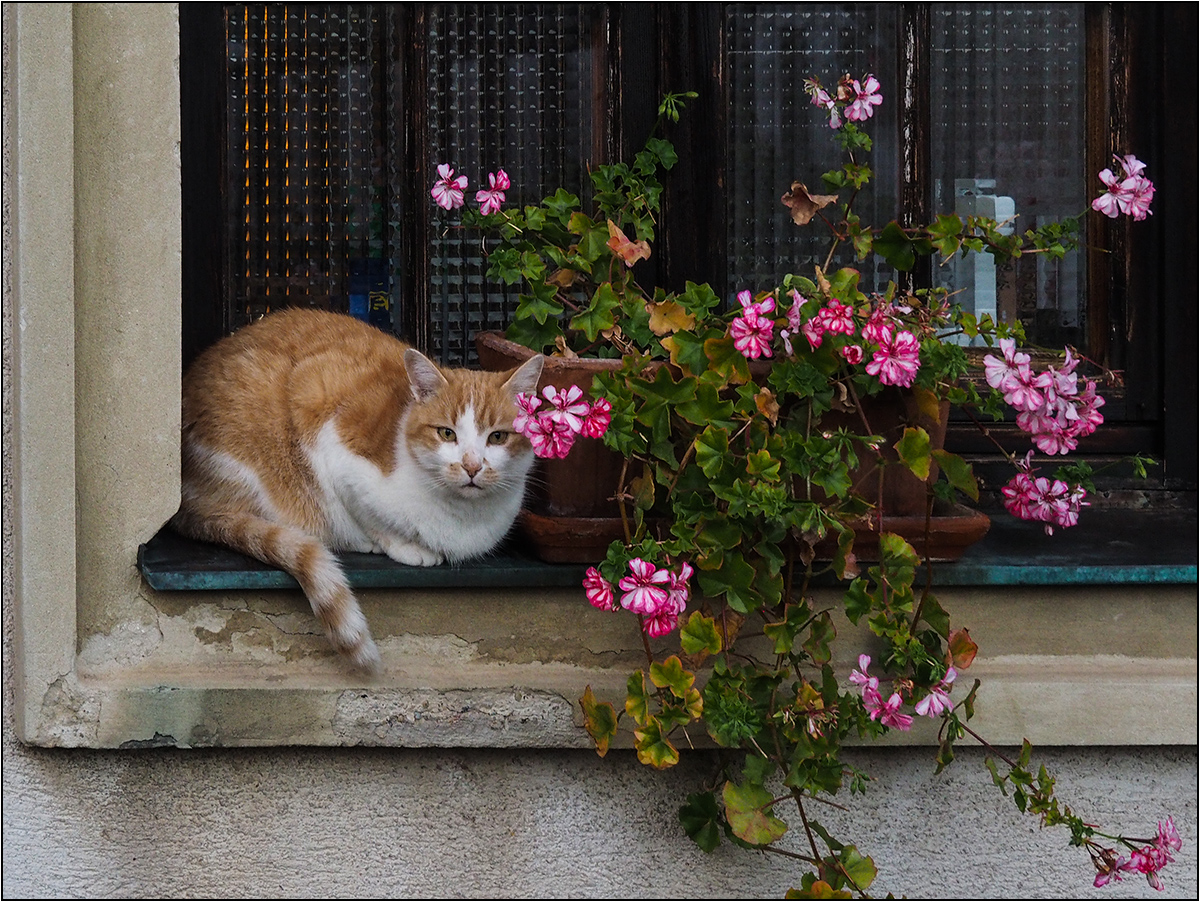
(487, 431, 510, 446)
(436, 427, 457, 442)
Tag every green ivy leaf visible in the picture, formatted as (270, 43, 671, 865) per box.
(649, 655, 696, 699)
(874, 221, 916, 272)
(697, 551, 759, 613)
(695, 425, 731, 479)
(680, 611, 723, 656)
(932, 448, 980, 501)
(843, 578, 874, 625)
(763, 602, 810, 655)
(634, 717, 680, 769)
(542, 187, 581, 221)
(677, 381, 737, 428)
(704, 335, 752, 385)
(894, 426, 933, 481)
(920, 591, 950, 639)
(679, 792, 723, 853)
(505, 315, 562, 353)
(625, 670, 651, 726)
(801, 611, 836, 665)
(569, 281, 622, 342)
(838, 845, 878, 892)
(722, 781, 788, 846)
(828, 267, 862, 302)
(661, 329, 712, 377)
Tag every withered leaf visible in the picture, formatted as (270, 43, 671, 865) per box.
(647, 299, 696, 336)
(606, 220, 651, 267)
(781, 181, 840, 226)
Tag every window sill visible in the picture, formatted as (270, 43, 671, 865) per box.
(138, 508, 1198, 592)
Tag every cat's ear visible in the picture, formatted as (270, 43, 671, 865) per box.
(404, 349, 449, 401)
(503, 354, 544, 397)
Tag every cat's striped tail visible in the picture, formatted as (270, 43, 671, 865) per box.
(170, 508, 381, 672)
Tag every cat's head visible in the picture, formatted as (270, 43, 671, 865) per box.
(402, 349, 544, 498)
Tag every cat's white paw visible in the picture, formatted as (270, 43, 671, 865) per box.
(378, 536, 444, 567)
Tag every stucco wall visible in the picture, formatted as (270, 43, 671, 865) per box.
(1, 739, 1196, 898)
(3, 5, 1196, 898)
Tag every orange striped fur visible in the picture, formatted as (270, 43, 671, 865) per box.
(171, 308, 543, 671)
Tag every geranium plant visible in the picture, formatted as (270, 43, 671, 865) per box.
(433, 79, 1175, 895)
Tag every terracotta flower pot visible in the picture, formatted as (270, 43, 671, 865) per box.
(478, 332, 989, 563)
(809, 389, 990, 559)
(476, 331, 628, 562)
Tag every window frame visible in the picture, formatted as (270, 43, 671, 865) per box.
(182, 2, 1196, 490)
(7, 2, 1196, 752)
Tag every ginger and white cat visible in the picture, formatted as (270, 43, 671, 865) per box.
(170, 307, 543, 671)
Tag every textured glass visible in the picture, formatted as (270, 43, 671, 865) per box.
(426, 5, 605, 364)
(225, 5, 386, 328)
(726, 4, 900, 298)
(930, 3, 1087, 348)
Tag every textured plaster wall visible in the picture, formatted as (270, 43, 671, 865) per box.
(2, 739, 1197, 899)
(3, 5, 1197, 899)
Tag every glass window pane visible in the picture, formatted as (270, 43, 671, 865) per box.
(426, 6, 607, 364)
(726, 4, 900, 296)
(225, 5, 387, 329)
(930, 3, 1087, 349)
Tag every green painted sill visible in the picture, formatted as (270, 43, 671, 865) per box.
(138, 509, 1197, 592)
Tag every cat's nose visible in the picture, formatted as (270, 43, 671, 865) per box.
(462, 455, 483, 478)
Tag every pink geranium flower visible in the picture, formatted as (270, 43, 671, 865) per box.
(1092, 154, 1154, 220)
(1156, 817, 1183, 854)
(1001, 454, 1088, 534)
(643, 607, 679, 638)
(522, 412, 576, 459)
(816, 299, 856, 336)
(867, 691, 913, 731)
(583, 567, 615, 611)
(580, 397, 612, 439)
(865, 329, 921, 387)
(475, 169, 510, 215)
(431, 163, 468, 210)
(729, 290, 776, 359)
(849, 654, 877, 691)
(541, 385, 591, 433)
(618, 559, 672, 614)
(1122, 845, 1173, 891)
(844, 75, 883, 122)
(666, 561, 693, 615)
(915, 667, 957, 718)
(861, 306, 896, 346)
(840, 344, 865, 365)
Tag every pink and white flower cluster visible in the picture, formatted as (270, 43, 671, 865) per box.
(765, 291, 922, 387)
(728, 290, 776, 359)
(849, 654, 958, 731)
(1091, 154, 1154, 221)
(1093, 816, 1182, 891)
(804, 74, 882, 130)
(984, 338, 1107, 533)
(584, 559, 693, 638)
(1001, 453, 1088, 535)
(984, 340, 1105, 457)
(431, 164, 510, 214)
(514, 385, 612, 459)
